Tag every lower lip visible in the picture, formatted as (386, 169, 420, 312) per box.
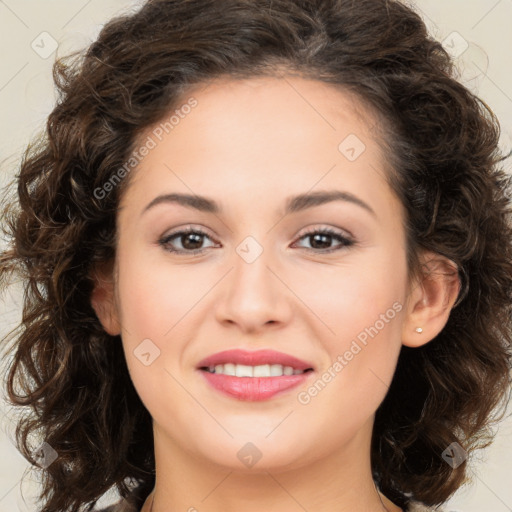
(199, 370, 312, 401)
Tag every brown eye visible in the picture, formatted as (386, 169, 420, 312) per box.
(158, 226, 355, 256)
(159, 228, 217, 254)
(293, 228, 354, 253)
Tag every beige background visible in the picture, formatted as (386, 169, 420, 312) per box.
(1, 1, 511, 511)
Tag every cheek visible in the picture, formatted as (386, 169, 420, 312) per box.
(114, 246, 192, 395)
(114, 245, 225, 403)
(297, 246, 406, 400)
(299, 257, 405, 352)
(115, 244, 206, 341)
(295, 278, 404, 435)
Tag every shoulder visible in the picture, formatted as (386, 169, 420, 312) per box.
(93, 506, 117, 512)
(93, 504, 126, 512)
(92, 484, 148, 512)
(407, 501, 446, 512)
(93, 500, 140, 512)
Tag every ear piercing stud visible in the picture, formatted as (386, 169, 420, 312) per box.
(415, 327, 423, 333)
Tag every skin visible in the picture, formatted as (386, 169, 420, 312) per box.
(92, 75, 460, 512)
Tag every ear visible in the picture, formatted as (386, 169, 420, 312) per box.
(401, 250, 461, 348)
(90, 260, 121, 336)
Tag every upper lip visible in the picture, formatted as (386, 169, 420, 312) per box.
(197, 349, 314, 371)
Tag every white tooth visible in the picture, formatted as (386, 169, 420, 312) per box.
(235, 364, 254, 377)
(209, 363, 303, 377)
(223, 363, 236, 376)
(253, 364, 271, 377)
(269, 364, 284, 377)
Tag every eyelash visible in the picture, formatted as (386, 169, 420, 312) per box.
(158, 226, 355, 255)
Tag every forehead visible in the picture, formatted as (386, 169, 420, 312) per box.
(122, 76, 397, 218)
(177, 75, 377, 142)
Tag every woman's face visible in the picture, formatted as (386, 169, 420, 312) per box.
(107, 76, 414, 470)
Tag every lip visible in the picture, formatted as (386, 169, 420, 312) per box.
(196, 349, 314, 371)
(196, 349, 315, 401)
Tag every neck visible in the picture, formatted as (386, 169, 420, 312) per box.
(141, 416, 402, 512)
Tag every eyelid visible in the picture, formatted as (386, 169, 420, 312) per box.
(158, 225, 218, 248)
(295, 223, 355, 241)
(291, 225, 355, 253)
(158, 223, 356, 255)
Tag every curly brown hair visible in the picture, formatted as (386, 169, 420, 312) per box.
(1, 0, 511, 511)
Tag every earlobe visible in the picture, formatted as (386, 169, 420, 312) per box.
(90, 262, 121, 336)
(401, 251, 460, 348)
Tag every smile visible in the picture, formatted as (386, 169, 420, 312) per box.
(202, 363, 310, 377)
(196, 349, 315, 401)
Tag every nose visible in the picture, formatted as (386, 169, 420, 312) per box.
(214, 239, 293, 335)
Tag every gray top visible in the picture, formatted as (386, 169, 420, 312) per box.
(408, 503, 445, 512)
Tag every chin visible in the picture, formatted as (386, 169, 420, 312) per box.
(190, 432, 319, 474)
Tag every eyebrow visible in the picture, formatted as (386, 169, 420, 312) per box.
(141, 190, 376, 218)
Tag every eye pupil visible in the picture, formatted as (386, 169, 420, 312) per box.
(310, 233, 332, 249)
(182, 233, 203, 250)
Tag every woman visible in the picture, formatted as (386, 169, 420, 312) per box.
(1, 0, 511, 511)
